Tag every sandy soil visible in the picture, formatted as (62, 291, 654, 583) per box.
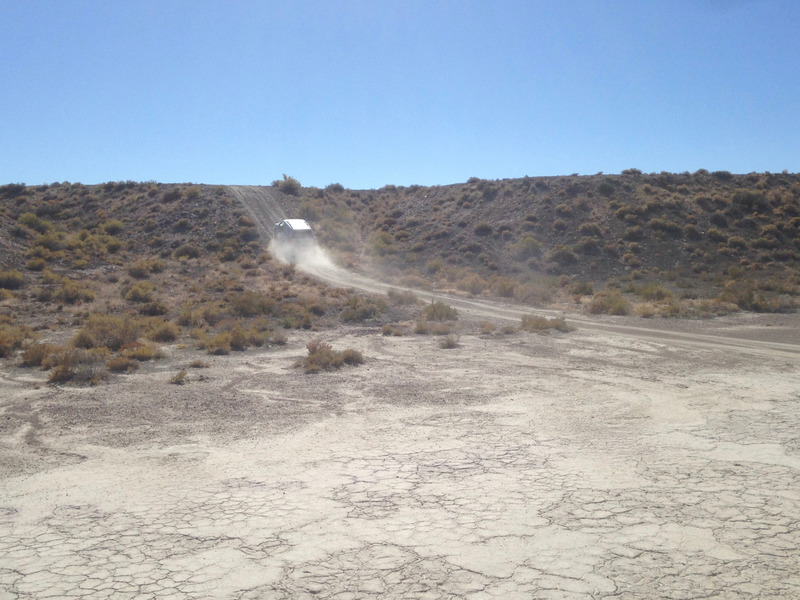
(1, 304, 799, 599)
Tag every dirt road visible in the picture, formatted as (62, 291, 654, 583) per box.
(0, 186, 798, 599)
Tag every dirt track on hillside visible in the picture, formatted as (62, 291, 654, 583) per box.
(0, 186, 798, 599)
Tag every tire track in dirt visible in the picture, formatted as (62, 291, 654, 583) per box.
(229, 185, 800, 361)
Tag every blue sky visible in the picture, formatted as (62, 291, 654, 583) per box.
(2, 1, 798, 189)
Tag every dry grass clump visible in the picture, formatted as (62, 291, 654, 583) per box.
(423, 301, 458, 321)
(588, 290, 631, 315)
(340, 295, 386, 322)
(297, 340, 364, 373)
(169, 370, 188, 385)
(0, 319, 34, 358)
(46, 348, 108, 385)
(120, 342, 165, 361)
(386, 289, 418, 305)
(439, 335, 460, 349)
(520, 315, 571, 333)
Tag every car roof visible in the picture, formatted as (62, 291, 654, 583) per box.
(281, 219, 312, 230)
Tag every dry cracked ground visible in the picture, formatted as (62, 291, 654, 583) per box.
(1, 303, 800, 598)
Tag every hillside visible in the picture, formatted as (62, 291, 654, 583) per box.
(1, 171, 799, 384)
(275, 170, 800, 314)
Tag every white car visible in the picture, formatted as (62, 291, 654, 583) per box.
(273, 219, 316, 263)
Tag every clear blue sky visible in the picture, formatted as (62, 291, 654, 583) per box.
(2, 1, 798, 189)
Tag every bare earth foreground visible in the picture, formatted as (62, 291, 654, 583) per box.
(1, 300, 799, 599)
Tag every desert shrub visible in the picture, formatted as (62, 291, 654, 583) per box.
(127, 260, 151, 279)
(552, 219, 568, 231)
(439, 335, 460, 349)
(647, 217, 682, 235)
(18, 212, 51, 234)
(414, 320, 430, 334)
(520, 315, 570, 333)
(145, 319, 180, 342)
(709, 211, 728, 227)
(547, 245, 578, 265)
(423, 301, 458, 321)
(570, 280, 594, 296)
(107, 356, 139, 373)
(732, 189, 769, 213)
(25, 258, 46, 271)
(169, 370, 188, 385)
(229, 290, 274, 317)
(174, 244, 202, 259)
(121, 343, 164, 361)
(20, 342, 58, 367)
(275, 174, 301, 195)
(139, 301, 168, 316)
(479, 321, 496, 334)
(706, 228, 728, 243)
(298, 340, 364, 373)
(0, 321, 33, 358)
(205, 332, 232, 355)
(588, 290, 630, 315)
(47, 348, 108, 385)
(598, 182, 614, 197)
(456, 273, 486, 295)
(578, 223, 602, 237)
(387, 289, 418, 305)
(124, 281, 155, 303)
(637, 282, 673, 301)
(473, 222, 493, 236)
(73, 314, 140, 351)
(728, 236, 747, 250)
(340, 295, 386, 322)
(53, 280, 95, 304)
(510, 236, 542, 259)
(381, 324, 404, 336)
(101, 219, 124, 235)
(0, 270, 24, 290)
(189, 359, 210, 368)
(104, 237, 123, 254)
(490, 276, 516, 298)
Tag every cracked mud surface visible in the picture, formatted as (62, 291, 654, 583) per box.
(1, 316, 799, 599)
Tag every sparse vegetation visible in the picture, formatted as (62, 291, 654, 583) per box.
(298, 340, 364, 373)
